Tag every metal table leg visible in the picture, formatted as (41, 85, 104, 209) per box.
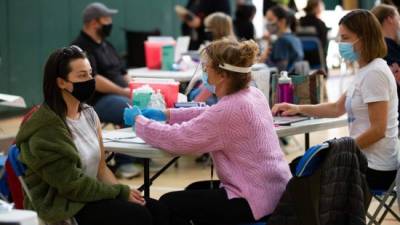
(138, 157, 180, 198)
(142, 158, 150, 198)
(305, 133, 310, 150)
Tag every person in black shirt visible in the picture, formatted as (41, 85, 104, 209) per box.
(234, 3, 256, 40)
(179, 0, 231, 50)
(382, 0, 400, 13)
(299, 0, 329, 54)
(71, 2, 140, 178)
(372, 4, 400, 127)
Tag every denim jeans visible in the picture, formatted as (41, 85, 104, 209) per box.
(94, 94, 130, 126)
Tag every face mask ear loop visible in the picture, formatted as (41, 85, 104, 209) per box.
(352, 38, 360, 45)
(184, 62, 202, 96)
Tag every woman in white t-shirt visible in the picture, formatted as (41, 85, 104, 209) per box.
(272, 9, 400, 190)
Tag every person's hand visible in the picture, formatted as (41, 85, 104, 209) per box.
(128, 189, 145, 206)
(187, 16, 201, 28)
(259, 46, 271, 63)
(122, 87, 132, 98)
(390, 63, 400, 85)
(142, 108, 167, 121)
(123, 106, 142, 126)
(271, 103, 300, 116)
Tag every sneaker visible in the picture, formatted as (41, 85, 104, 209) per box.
(115, 164, 142, 179)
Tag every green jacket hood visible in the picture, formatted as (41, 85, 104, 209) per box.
(16, 104, 69, 145)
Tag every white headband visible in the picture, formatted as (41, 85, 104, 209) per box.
(218, 63, 252, 73)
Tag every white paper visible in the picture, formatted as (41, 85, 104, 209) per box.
(251, 67, 270, 101)
(174, 36, 190, 62)
(147, 36, 175, 43)
(0, 94, 26, 108)
(102, 131, 146, 144)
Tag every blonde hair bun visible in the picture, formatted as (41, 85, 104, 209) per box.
(238, 40, 259, 66)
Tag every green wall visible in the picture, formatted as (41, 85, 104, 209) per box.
(0, 0, 189, 109)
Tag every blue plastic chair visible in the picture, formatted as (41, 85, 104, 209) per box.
(8, 145, 79, 225)
(295, 142, 330, 177)
(299, 36, 326, 71)
(0, 154, 8, 200)
(7, 144, 32, 202)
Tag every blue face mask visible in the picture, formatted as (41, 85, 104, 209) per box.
(201, 72, 216, 94)
(338, 41, 359, 62)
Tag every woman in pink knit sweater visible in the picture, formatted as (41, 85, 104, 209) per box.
(124, 39, 292, 225)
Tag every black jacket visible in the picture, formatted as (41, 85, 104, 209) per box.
(268, 137, 371, 225)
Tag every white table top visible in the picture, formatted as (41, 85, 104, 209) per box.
(275, 117, 347, 137)
(128, 67, 195, 82)
(0, 93, 26, 108)
(103, 117, 348, 159)
(103, 129, 171, 159)
(0, 209, 39, 225)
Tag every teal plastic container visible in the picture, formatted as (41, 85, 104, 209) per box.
(162, 45, 174, 71)
(132, 90, 152, 109)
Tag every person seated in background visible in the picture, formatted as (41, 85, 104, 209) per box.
(261, 5, 304, 72)
(188, 12, 237, 106)
(178, 0, 231, 50)
(234, 2, 256, 40)
(124, 39, 291, 225)
(382, 0, 400, 13)
(15, 46, 166, 225)
(372, 4, 400, 127)
(203, 12, 237, 43)
(272, 9, 400, 191)
(299, 0, 329, 55)
(71, 2, 141, 179)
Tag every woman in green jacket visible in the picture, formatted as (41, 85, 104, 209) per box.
(15, 46, 166, 225)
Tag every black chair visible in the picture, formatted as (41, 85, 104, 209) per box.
(125, 29, 161, 68)
(367, 174, 400, 224)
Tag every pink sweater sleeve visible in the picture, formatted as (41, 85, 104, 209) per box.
(168, 107, 208, 124)
(135, 108, 225, 155)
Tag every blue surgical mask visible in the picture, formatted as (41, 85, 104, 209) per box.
(338, 41, 359, 62)
(201, 72, 216, 94)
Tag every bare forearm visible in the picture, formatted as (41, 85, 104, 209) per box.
(356, 101, 388, 149)
(95, 75, 129, 96)
(98, 166, 119, 185)
(186, 16, 201, 28)
(355, 128, 385, 149)
(299, 102, 343, 118)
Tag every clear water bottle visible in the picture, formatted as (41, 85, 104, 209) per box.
(278, 71, 294, 103)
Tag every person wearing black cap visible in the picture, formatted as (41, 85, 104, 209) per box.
(71, 2, 141, 179)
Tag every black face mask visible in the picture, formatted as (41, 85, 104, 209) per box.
(204, 31, 213, 41)
(66, 79, 96, 102)
(98, 23, 113, 38)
